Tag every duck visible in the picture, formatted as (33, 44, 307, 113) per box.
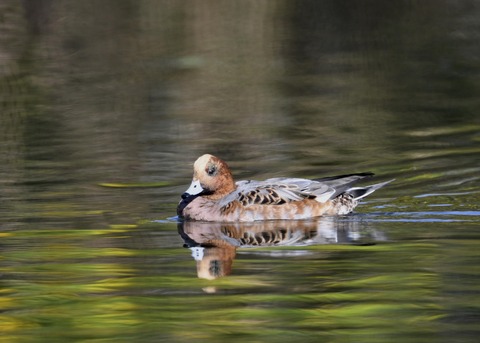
(177, 154, 392, 222)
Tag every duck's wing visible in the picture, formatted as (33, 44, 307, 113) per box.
(218, 173, 385, 209)
(218, 178, 336, 208)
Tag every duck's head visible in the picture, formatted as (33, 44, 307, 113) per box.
(181, 154, 236, 201)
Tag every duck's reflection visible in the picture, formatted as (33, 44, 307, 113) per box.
(178, 218, 385, 280)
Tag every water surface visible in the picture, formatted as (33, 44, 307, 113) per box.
(1, 1, 479, 342)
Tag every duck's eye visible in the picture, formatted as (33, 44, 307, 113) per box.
(206, 164, 217, 176)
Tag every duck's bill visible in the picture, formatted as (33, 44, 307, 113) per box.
(184, 179, 204, 196)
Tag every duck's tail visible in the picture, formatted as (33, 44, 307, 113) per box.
(346, 179, 394, 200)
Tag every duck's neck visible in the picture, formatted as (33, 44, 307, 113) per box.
(206, 175, 236, 200)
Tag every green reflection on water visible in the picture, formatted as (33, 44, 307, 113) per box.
(0, 223, 458, 343)
(0, 237, 478, 342)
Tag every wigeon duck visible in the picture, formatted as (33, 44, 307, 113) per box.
(177, 154, 392, 222)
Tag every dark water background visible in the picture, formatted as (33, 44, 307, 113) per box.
(1, 1, 479, 342)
